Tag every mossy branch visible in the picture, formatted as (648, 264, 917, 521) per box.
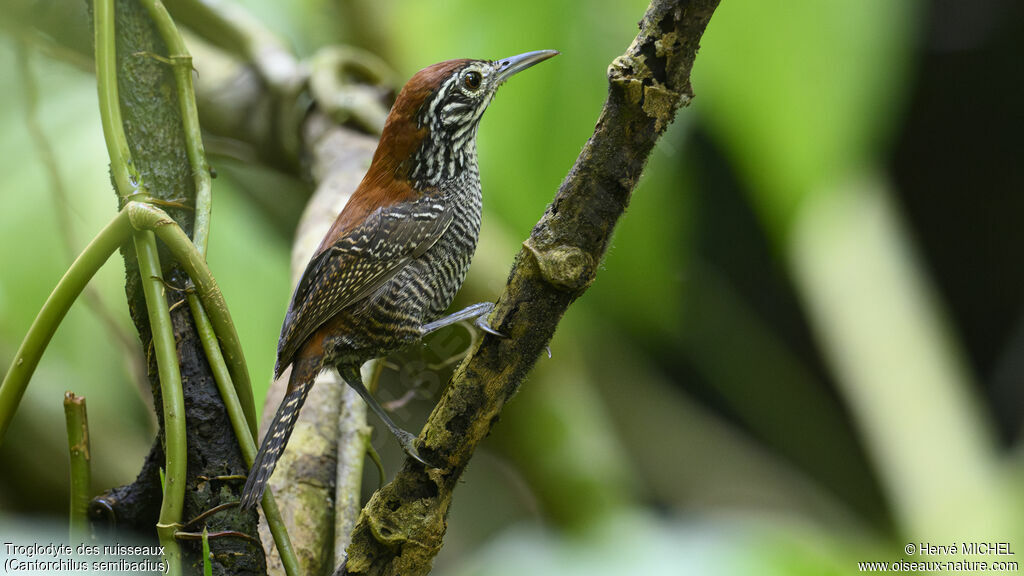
(340, 1, 721, 574)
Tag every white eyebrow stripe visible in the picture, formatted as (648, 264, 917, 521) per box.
(426, 74, 459, 118)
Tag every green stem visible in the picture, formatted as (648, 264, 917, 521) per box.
(187, 294, 301, 576)
(140, 0, 261, 442)
(135, 231, 186, 576)
(138, 0, 211, 256)
(789, 177, 1007, 537)
(94, 0, 139, 202)
(128, 202, 258, 439)
(63, 391, 92, 543)
(201, 527, 212, 576)
(96, 0, 184, 571)
(161, 0, 301, 94)
(0, 209, 133, 444)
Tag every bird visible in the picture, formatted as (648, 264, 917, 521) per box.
(240, 50, 559, 509)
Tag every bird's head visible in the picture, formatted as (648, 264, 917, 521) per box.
(372, 50, 559, 189)
(315, 50, 557, 272)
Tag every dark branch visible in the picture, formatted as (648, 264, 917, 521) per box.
(340, 0, 721, 574)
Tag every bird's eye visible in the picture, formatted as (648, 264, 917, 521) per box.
(463, 71, 482, 91)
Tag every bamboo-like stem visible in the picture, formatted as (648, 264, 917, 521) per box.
(186, 293, 301, 576)
(127, 203, 256, 436)
(63, 391, 92, 543)
(0, 209, 133, 443)
(96, 1, 184, 572)
(139, 0, 211, 256)
(188, 297, 260, 437)
(134, 231, 185, 576)
(94, 0, 139, 202)
(139, 0, 261, 443)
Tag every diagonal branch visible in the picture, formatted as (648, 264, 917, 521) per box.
(340, 0, 721, 574)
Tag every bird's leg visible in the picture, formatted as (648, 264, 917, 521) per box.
(338, 365, 439, 468)
(420, 301, 504, 337)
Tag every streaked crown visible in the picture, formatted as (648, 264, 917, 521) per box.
(317, 51, 557, 256)
(376, 50, 559, 189)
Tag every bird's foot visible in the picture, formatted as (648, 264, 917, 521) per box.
(395, 429, 442, 469)
(472, 303, 505, 338)
(420, 301, 506, 338)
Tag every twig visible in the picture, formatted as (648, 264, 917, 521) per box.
(63, 391, 92, 543)
(176, 530, 261, 546)
(94, 0, 139, 200)
(340, 1, 721, 574)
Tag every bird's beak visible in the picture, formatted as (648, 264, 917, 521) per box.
(493, 50, 559, 85)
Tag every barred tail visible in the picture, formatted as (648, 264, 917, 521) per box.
(239, 359, 318, 509)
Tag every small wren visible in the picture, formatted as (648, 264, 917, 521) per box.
(240, 50, 559, 509)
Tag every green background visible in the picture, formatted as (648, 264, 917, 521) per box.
(3, 0, 1023, 573)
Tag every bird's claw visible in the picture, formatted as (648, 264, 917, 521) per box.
(396, 430, 442, 469)
(474, 313, 506, 338)
(472, 302, 506, 338)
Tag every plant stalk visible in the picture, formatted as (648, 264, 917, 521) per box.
(134, 231, 186, 576)
(63, 391, 92, 543)
(0, 209, 133, 443)
(187, 293, 301, 576)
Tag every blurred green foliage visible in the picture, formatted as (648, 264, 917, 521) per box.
(2, 0, 1023, 574)
(696, 0, 918, 237)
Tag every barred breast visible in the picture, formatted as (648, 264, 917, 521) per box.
(323, 170, 483, 365)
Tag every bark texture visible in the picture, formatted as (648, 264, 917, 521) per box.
(85, 1, 264, 573)
(340, 1, 721, 574)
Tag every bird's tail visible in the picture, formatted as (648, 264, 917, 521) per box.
(239, 358, 319, 510)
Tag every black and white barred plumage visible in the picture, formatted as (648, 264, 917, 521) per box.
(240, 51, 557, 510)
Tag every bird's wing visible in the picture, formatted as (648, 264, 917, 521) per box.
(275, 200, 453, 375)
